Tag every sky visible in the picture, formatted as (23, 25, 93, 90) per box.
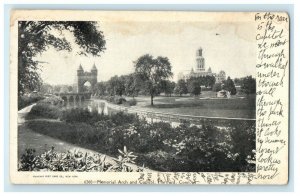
(37, 20, 256, 85)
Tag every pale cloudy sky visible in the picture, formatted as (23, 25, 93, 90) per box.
(37, 20, 256, 85)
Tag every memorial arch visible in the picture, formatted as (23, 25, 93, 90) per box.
(77, 64, 98, 93)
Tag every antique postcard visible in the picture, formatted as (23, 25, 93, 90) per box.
(9, 10, 289, 184)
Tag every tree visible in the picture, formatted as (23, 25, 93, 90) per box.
(67, 86, 73, 93)
(53, 85, 61, 93)
(134, 54, 173, 106)
(223, 77, 237, 95)
(94, 82, 107, 96)
(203, 75, 216, 88)
(39, 83, 53, 94)
(187, 77, 202, 96)
(107, 75, 126, 96)
(234, 78, 242, 86)
(240, 76, 256, 95)
(18, 21, 106, 95)
(160, 80, 176, 97)
(174, 79, 188, 96)
(212, 83, 222, 92)
(59, 85, 69, 93)
(124, 73, 141, 98)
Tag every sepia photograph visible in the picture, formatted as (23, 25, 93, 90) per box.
(17, 19, 256, 173)
(9, 10, 289, 184)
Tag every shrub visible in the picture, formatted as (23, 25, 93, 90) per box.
(125, 98, 137, 106)
(27, 103, 61, 119)
(18, 147, 142, 172)
(27, 108, 256, 172)
(229, 121, 256, 170)
(38, 96, 63, 106)
(62, 108, 103, 124)
(18, 149, 39, 171)
(212, 83, 222, 92)
(137, 150, 175, 171)
(114, 96, 127, 104)
(98, 95, 129, 105)
(18, 94, 44, 110)
(110, 112, 138, 126)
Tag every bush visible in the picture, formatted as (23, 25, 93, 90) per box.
(212, 83, 222, 92)
(38, 96, 63, 106)
(19, 149, 39, 171)
(98, 95, 131, 105)
(62, 108, 98, 123)
(137, 150, 175, 171)
(61, 108, 137, 126)
(18, 147, 142, 172)
(18, 94, 44, 110)
(27, 103, 61, 119)
(127, 98, 137, 106)
(110, 112, 138, 126)
(27, 108, 256, 172)
(114, 96, 126, 104)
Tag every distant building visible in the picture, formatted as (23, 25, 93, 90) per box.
(178, 47, 226, 83)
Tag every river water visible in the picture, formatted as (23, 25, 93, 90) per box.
(63, 99, 254, 128)
(64, 99, 106, 113)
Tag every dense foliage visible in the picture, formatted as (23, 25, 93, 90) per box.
(212, 83, 222, 92)
(97, 95, 136, 106)
(240, 76, 256, 95)
(188, 75, 216, 89)
(26, 103, 61, 119)
(222, 77, 237, 95)
(184, 75, 216, 96)
(187, 77, 202, 96)
(26, 96, 64, 119)
(18, 94, 44, 110)
(174, 79, 188, 96)
(27, 107, 256, 172)
(159, 80, 176, 97)
(19, 146, 143, 172)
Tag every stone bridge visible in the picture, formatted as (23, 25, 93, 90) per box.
(55, 92, 91, 106)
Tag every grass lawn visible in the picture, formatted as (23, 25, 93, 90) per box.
(131, 92, 256, 119)
(18, 120, 116, 162)
(18, 122, 90, 159)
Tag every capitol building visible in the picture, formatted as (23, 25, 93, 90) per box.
(178, 47, 226, 83)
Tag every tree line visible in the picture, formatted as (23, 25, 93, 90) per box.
(90, 57, 256, 106)
(92, 54, 219, 105)
(40, 63, 256, 107)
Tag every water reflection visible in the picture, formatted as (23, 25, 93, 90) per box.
(63, 99, 108, 115)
